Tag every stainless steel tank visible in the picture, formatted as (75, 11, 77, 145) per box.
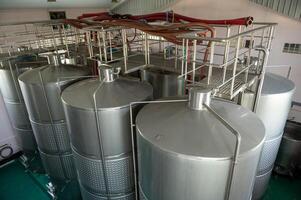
(136, 88, 265, 200)
(61, 66, 153, 200)
(140, 66, 184, 99)
(275, 121, 301, 176)
(255, 74, 295, 140)
(252, 166, 273, 200)
(0, 55, 47, 154)
(243, 73, 295, 199)
(18, 56, 90, 183)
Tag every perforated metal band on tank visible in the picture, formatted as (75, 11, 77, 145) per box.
(72, 148, 134, 195)
(38, 65, 70, 180)
(85, 62, 126, 199)
(80, 183, 135, 200)
(92, 77, 111, 199)
(0, 56, 44, 154)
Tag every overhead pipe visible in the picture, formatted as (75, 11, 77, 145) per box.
(77, 11, 254, 26)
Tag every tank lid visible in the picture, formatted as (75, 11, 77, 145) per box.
(136, 99, 265, 159)
(18, 64, 90, 85)
(61, 77, 153, 110)
(63, 57, 76, 65)
(39, 50, 67, 66)
(188, 87, 211, 110)
(262, 73, 295, 95)
(142, 66, 180, 75)
(0, 55, 47, 70)
(98, 63, 120, 82)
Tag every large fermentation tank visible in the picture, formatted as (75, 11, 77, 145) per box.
(18, 58, 90, 183)
(0, 55, 47, 155)
(140, 66, 184, 99)
(136, 88, 265, 200)
(0, 91, 18, 161)
(242, 73, 295, 200)
(275, 121, 301, 176)
(62, 66, 153, 200)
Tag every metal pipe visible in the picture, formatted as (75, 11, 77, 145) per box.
(96, 32, 103, 62)
(184, 39, 189, 80)
(62, 25, 70, 58)
(102, 29, 108, 62)
(222, 26, 231, 83)
(175, 44, 178, 70)
(8, 60, 22, 102)
(38, 66, 69, 181)
(86, 31, 92, 58)
(207, 41, 215, 84)
(204, 103, 241, 200)
(92, 78, 111, 199)
(230, 26, 242, 98)
(245, 24, 254, 83)
(108, 32, 113, 61)
(192, 40, 197, 83)
(177, 24, 275, 42)
(147, 34, 150, 64)
(287, 66, 292, 79)
(253, 25, 274, 111)
(178, 64, 206, 78)
(214, 62, 255, 91)
(50, 26, 58, 54)
(122, 29, 128, 72)
(181, 39, 185, 76)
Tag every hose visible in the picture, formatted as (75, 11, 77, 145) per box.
(69, 11, 252, 80)
(65, 19, 214, 45)
(77, 11, 254, 26)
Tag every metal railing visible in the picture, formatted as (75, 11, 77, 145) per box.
(0, 19, 277, 111)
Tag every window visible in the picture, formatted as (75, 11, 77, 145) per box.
(49, 11, 66, 29)
(283, 43, 301, 54)
(49, 11, 66, 20)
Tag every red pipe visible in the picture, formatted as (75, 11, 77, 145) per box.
(64, 19, 85, 29)
(133, 12, 253, 26)
(172, 13, 253, 25)
(77, 11, 253, 26)
(93, 15, 115, 21)
(78, 12, 109, 19)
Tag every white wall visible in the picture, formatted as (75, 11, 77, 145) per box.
(0, 8, 107, 53)
(0, 8, 106, 23)
(172, 0, 301, 103)
(0, 0, 111, 9)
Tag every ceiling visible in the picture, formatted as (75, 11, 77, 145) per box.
(249, 0, 301, 21)
(0, 0, 113, 9)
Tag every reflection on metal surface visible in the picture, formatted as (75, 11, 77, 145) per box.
(62, 67, 152, 200)
(243, 73, 296, 200)
(140, 66, 184, 99)
(252, 167, 273, 200)
(0, 55, 47, 155)
(275, 121, 301, 176)
(19, 62, 90, 186)
(136, 92, 265, 200)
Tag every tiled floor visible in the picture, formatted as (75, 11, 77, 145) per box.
(0, 160, 301, 200)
